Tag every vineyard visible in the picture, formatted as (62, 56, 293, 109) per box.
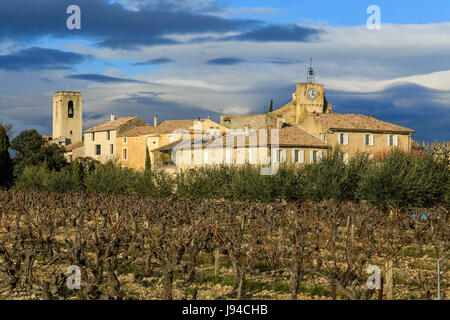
(0, 189, 447, 300)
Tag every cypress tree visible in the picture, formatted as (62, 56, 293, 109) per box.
(0, 125, 13, 187)
(269, 99, 273, 112)
(145, 147, 151, 172)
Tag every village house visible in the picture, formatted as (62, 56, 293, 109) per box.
(84, 114, 148, 163)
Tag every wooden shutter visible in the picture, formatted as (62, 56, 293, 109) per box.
(300, 150, 305, 163)
(283, 149, 287, 163)
(344, 133, 349, 145)
(370, 134, 374, 146)
(394, 135, 399, 146)
(310, 150, 314, 163)
(292, 149, 296, 163)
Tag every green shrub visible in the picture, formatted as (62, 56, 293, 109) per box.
(357, 149, 449, 207)
(15, 165, 73, 192)
(84, 161, 135, 194)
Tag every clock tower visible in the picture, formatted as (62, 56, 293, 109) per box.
(266, 59, 333, 125)
(293, 60, 333, 124)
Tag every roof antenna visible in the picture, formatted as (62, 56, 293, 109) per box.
(306, 58, 315, 84)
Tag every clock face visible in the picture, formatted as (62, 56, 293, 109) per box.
(308, 88, 317, 100)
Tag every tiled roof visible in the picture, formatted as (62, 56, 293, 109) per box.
(205, 125, 329, 148)
(119, 119, 216, 137)
(118, 125, 157, 137)
(65, 141, 83, 151)
(85, 117, 138, 133)
(312, 113, 415, 133)
(156, 119, 211, 133)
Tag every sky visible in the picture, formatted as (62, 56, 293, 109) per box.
(0, 0, 449, 142)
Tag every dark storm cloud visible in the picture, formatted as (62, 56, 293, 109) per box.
(230, 24, 323, 42)
(205, 57, 245, 65)
(67, 74, 146, 83)
(0, 47, 87, 71)
(131, 58, 175, 66)
(268, 57, 301, 65)
(112, 94, 220, 123)
(0, 0, 260, 49)
(326, 83, 450, 142)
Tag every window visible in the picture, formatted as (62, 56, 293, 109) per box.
(248, 149, 253, 164)
(123, 137, 127, 144)
(225, 120, 231, 124)
(225, 148, 233, 164)
(92, 132, 95, 141)
(365, 134, 374, 146)
(68, 101, 74, 118)
(310, 150, 323, 163)
(107, 131, 110, 140)
(338, 133, 349, 145)
(387, 135, 398, 146)
(277, 150, 282, 163)
(135, 137, 138, 142)
(110, 144, 114, 155)
(344, 153, 349, 164)
(293, 150, 305, 164)
(95, 144, 101, 156)
(122, 148, 128, 160)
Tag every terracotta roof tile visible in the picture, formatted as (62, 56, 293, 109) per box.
(205, 125, 329, 148)
(313, 113, 415, 133)
(119, 119, 218, 137)
(65, 141, 83, 151)
(85, 117, 138, 133)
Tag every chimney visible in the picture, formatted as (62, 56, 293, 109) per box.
(276, 118, 285, 129)
(110, 113, 116, 122)
(154, 115, 158, 126)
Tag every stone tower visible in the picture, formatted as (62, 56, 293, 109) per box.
(52, 91, 83, 144)
(294, 83, 333, 125)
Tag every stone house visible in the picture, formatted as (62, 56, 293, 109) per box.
(299, 113, 414, 161)
(84, 114, 148, 163)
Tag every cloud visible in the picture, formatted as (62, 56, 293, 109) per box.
(0, 0, 260, 49)
(267, 57, 301, 65)
(205, 57, 245, 65)
(131, 58, 174, 65)
(110, 93, 220, 123)
(326, 83, 450, 142)
(230, 24, 323, 42)
(67, 74, 146, 83)
(0, 47, 87, 71)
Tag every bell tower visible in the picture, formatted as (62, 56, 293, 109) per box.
(52, 91, 83, 144)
